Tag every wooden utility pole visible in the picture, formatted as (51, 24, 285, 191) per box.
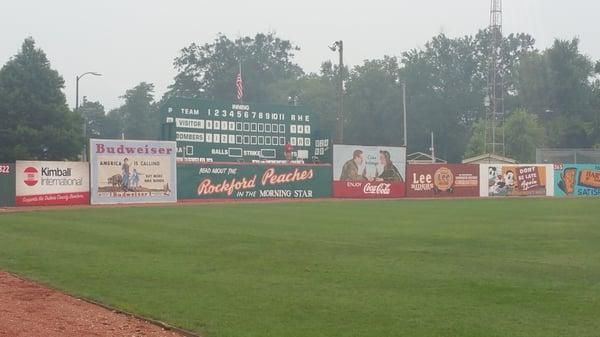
(331, 41, 344, 144)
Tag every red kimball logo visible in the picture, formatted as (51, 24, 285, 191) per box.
(363, 183, 392, 195)
(24, 167, 39, 186)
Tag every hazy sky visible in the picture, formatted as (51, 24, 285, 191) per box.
(1, 0, 597, 110)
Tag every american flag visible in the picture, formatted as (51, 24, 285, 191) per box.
(235, 72, 243, 101)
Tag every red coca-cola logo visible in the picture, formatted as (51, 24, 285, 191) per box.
(363, 183, 392, 195)
(24, 166, 39, 186)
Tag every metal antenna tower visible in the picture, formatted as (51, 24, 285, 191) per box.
(484, 0, 505, 155)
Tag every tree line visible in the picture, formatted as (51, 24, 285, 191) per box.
(1, 31, 599, 163)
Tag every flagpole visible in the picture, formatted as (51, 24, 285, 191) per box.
(239, 60, 243, 104)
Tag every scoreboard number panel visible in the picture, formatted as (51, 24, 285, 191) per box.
(161, 98, 329, 163)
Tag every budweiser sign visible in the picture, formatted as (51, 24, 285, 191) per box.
(363, 182, 392, 195)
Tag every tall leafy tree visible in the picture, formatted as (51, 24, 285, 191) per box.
(465, 109, 545, 163)
(267, 73, 337, 140)
(115, 82, 159, 140)
(504, 109, 545, 162)
(168, 33, 303, 103)
(344, 56, 404, 146)
(517, 38, 597, 148)
(398, 31, 534, 161)
(0, 38, 83, 161)
(80, 98, 107, 139)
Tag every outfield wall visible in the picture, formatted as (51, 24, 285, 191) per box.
(5, 159, 600, 207)
(177, 162, 332, 200)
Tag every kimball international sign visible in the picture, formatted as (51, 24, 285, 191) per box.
(15, 161, 89, 206)
(177, 163, 332, 200)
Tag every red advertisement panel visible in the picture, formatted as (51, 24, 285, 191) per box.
(16, 192, 90, 206)
(332, 181, 405, 199)
(406, 164, 479, 198)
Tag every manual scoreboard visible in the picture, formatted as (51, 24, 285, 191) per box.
(160, 97, 330, 163)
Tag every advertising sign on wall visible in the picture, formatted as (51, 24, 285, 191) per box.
(0, 163, 16, 207)
(90, 139, 177, 204)
(480, 164, 554, 197)
(178, 163, 332, 200)
(332, 145, 406, 198)
(15, 161, 89, 206)
(406, 164, 479, 198)
(554, 164, 600, 197)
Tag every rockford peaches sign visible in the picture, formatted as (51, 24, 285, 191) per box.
(177, 163, 332, 200)
(15, 161, 90, 206)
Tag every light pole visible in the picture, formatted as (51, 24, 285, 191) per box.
(76, 72, 101, 161)
(330, 40, 344, 144)
(402, 81, 407, 148)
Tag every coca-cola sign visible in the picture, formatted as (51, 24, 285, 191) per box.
(363, 182, 392, 195)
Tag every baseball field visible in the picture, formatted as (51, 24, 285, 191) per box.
(1, 199, 599, 337)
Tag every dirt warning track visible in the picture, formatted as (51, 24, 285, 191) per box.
(0, 271, 189, 337)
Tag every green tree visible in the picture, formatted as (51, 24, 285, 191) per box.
(399, 31, 535, 162)
(344, 56, 403, 146)
(464, 119, 486, 159)
(168, 33, 303, 103)
(464, 110, 545, 162)
(517, 38, 596, 148)
(267, 73, 337, 140)
(504, 109, 545, 162)
(80, 98, 107, 139)
(0, 38, 82, 161)
(116, 82, 159, 140)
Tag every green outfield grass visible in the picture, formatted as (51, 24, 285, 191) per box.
(1, 199, 599, 337)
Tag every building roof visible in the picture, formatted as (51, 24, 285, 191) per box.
(462, 153, 518, 164)
(407, 152, 447, 164)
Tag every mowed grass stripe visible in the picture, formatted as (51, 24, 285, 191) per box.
(1, 199, 599, 337)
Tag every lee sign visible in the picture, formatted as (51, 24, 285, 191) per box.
(15, 161, 90, 206)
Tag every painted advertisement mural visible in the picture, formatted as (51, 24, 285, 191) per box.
(406, 164, 479, 198)
(177, 163, 332, 200)
(554, 164, 600, 197)
(15, 161, 89, 206)
(90, 139, 177, 204)
(332, 145, 406, 198)
(480, 164, 554, 197)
